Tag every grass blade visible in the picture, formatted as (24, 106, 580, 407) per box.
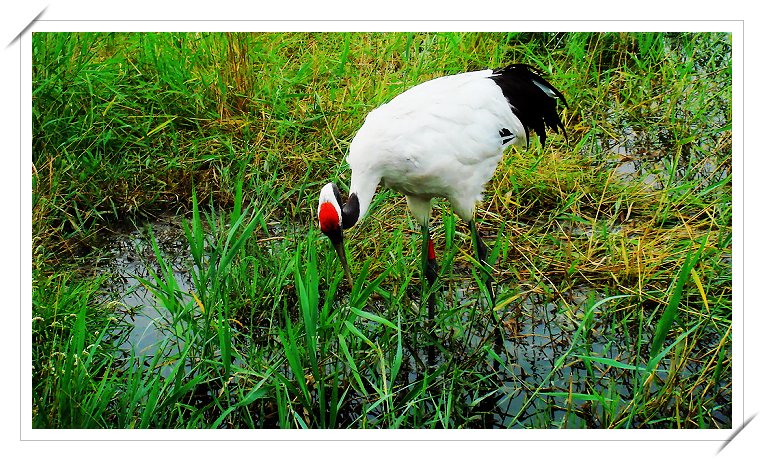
(349, 307, 398, 331)
(650, 236, 708, 358)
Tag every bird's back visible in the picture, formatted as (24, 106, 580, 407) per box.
(348, 70, 521, 216)
(350, 69, 521, 163)
(346, 65, 566, 221)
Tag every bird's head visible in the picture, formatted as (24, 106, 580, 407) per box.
(318, 183, 344, 243)
(318, 182, 355, 288)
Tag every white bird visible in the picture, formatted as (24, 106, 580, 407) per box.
(317, 64, 567, 311)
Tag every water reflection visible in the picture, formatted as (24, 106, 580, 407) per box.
(101, 214, 196, 373)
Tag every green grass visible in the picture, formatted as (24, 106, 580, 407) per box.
(32, 32, 732, 429)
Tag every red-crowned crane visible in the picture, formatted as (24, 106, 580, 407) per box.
(317, 64, 567, 321)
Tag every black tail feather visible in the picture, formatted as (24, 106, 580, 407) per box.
(489, 63, 568, 148)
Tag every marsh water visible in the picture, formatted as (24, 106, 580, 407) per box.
(101, 214, 196, 370)
(99, 205, 730, 428)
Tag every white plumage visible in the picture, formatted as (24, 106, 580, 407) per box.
(347, 69, 526, 225)
(317, 64, 567, 301)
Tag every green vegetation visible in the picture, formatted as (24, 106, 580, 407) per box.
(32, 32, 732, 428)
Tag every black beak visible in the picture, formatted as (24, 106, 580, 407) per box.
(328, 229, 354, 290)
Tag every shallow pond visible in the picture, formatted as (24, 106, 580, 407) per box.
(100, 214, 196, 368)
(99, 212, 730, 428)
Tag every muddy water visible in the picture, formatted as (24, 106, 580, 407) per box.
(99, 213, 729, 428)
(417, 285, 731, 428)
(101, 214, 196, 363)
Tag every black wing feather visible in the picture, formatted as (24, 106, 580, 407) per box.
(489, 64, 568, 148)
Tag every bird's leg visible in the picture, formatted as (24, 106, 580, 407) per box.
(469, 220, 495, 304)
(469, 220, 504, 366)
(423, 226, 439, 289)
(421, 222, 438, 367)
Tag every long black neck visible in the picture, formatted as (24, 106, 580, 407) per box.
(341, 193, 360, 229)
